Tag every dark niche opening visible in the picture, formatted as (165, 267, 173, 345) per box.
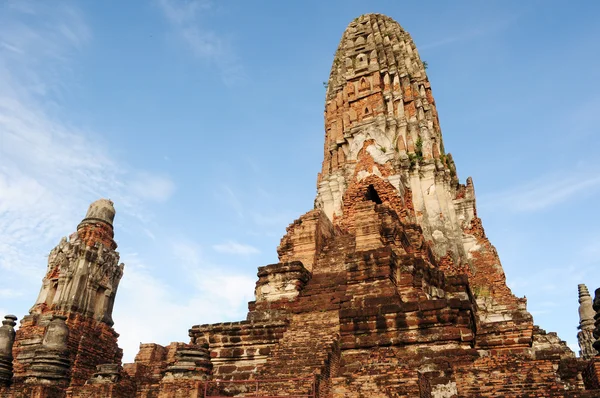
(365, 185, 382, 204)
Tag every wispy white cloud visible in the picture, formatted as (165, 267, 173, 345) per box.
(129, 172, 176, 203)
(0, 289, 23, 298)
(115, 256, 255, 361)
(171, 238, 256, 294)
(213, 240, 260, 255)
(143, 228, 157, 241)
(172, 240, 203, 268)
(0, 6, 175, 206)
(158, 0, 210, 25)
(107, 238, 257, 362)
(251, 211, 294, 227)
(420, 14, 521, 51)
(480, 172, 600, 212)
(220, 184, 244, 218)
(0, 1, 175, 333)
(157, 0, 244, 85)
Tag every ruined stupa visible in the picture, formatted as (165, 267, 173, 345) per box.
(2, 13, 600, 398)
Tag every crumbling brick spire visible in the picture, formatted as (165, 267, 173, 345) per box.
(76, 198, 118, 250)
(313, 13, 533, 350)
(318, 13, 445, 223)
(29, 199, 123, 325)
(321, 13, 445, 187)
(316, 13, 467, 266)
(10, 199, 125, 390)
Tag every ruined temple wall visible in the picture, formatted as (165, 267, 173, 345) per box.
(189, 320, 287, 380)
(332, 346, 591, 398)
(277, 210, 334, 272)
(453, 354, 584, 397)
(250, 262, 311, 320)
(121, 343, 170, 396)
(12, 312, 121, 389)
(332, 346, 468, 398)
(67, 314, 122, 387)
(340, 245, 475, 352)
(68, 380, 137, 398)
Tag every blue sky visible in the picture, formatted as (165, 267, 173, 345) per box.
(1, 0, 599, 362)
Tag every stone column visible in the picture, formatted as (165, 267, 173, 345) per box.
(162, 344, 212, 380)
(0, 315, 17, 385)
(578, 284, 596, 359)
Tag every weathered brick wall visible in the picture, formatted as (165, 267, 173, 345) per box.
(454, 354, 576, 397)
(332, 347, 438, 397)
(250, 261, 311, 321)
(189, 320, 287, 380)
(67, 380, 136, 398)
(10, 316, 47, 380)
(156, 379, 203, 398)
(11, 312, 121, 391)
(277, 210, 334, 272)
(67, 313, 122, 387)
(4, 384, 66, 398)
(583, 357, 600, 390)
(125, 343, 173, 395)
(333, 347, 598, 398)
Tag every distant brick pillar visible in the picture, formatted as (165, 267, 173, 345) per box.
(0, 315, 17, 385)
(578, 284, 596, 359)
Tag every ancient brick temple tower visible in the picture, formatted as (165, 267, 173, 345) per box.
(0, 199, 127, 396)
(3, 12, 600, 398)
(2, 199, 128, 395)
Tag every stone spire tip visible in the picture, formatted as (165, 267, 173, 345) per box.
(82, 198, 115, 227)
(579, 284, 591, 300)
(578, 283, 595, 331)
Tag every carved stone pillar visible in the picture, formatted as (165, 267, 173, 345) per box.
(162, 344, 212, 380)
(578, 284, 596, 359)
(0, 315, 17, 385)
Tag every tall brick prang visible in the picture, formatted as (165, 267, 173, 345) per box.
(314, 14, 533, 351)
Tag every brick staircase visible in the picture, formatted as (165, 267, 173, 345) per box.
(255, 235, 354, 396)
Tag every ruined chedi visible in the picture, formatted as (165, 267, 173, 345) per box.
(0, 199, 128, 396)
(3, 12, 600, 398)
